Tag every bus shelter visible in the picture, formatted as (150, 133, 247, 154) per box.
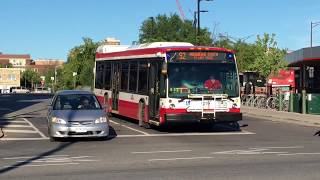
(285, 46, 320, 114)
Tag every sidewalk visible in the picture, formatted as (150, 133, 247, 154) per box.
(241, 106, 320, 127)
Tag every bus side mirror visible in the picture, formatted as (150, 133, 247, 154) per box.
(161, 63, 167, 75)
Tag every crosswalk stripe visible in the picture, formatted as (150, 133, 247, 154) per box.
(3, 129, 38, 133)
(22, 118, 47, 138)
(0, 124, 33, 128)
(0, 120, 28, 124)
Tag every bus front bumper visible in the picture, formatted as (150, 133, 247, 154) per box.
(164, 112, 242, 124)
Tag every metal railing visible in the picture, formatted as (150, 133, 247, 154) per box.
(241, 94, 289, 111)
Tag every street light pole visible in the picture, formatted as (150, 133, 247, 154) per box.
(72, 72, 77, 89)
(196, 0, 213, 44)
(197, 0, 200, 37)
(311, 21, 320, 48)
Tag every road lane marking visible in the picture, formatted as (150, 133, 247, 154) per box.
(73, 159, 99, 162)
(278, 152, 320, 156)
(0, 137, 49, 141)
(114, 131, 254, 138)
(109, 120, 120, 125)
(0, 124, 33, 128)
(250, 146, 304, 149)
(109, 119, 150, 135)
(23, 118, 47, 138)
(4, 162, 79, 168)
(2, 129, 38, 133)
(120, 124, 150, 135)
(132, 150, 192, 154)
(149, 156, 213, 162)
(3, 155, 69, 160)
(0, 120, 28, 124)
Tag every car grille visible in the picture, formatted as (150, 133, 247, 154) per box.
(69, 121, 93, 126)
(68, 131, 93, 136)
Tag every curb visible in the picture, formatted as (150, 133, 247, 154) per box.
(243, 112, 320, 127)
(242, 108, 320, 127)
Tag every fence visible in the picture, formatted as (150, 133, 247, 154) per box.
(241, 94, 289, 112)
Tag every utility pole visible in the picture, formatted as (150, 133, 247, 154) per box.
(196, 0, 212, 44)
(311, 21, 320, 48)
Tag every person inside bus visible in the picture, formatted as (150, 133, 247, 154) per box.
(204, 74, 222, 90)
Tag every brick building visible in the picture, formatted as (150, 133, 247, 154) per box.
(0, 68, 20, 93)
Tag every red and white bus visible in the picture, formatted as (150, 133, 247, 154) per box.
(94, 42, 242, 127)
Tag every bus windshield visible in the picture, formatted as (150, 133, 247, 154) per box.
(168, 62, 239, 98)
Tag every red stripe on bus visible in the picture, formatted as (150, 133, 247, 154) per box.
(96, 47, 234, 59)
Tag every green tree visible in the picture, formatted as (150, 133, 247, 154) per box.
(249, 33, 287, 77)
(22, 69, 40, 89)
(139, 14, 212, 45)
(61, 38, 99, 89)
(213, 33, 287, 77)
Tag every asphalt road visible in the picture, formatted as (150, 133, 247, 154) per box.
(1, 94, 320, 180)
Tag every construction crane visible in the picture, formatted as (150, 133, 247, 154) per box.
(175, 0, 186, 22)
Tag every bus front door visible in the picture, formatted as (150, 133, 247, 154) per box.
(112, 63, 120, 111)
(148, 62, 160, 121)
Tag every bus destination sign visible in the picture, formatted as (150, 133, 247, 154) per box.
(168, 51, 233, 61)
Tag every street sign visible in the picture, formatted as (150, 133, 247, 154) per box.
(51, 77, 54, 81)
(73, 72, 77, 76)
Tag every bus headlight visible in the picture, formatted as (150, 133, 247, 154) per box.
(95, 117, 108, 124)
(51, 117, 67, 124)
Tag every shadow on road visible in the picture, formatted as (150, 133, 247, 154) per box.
(0, 94, 53, 118)
(111, 114, 243, 133)
(0, 94, 53, 139)
(0, 141, 75, 175)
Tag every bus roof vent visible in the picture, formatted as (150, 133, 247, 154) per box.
(96, 45, 130, 53)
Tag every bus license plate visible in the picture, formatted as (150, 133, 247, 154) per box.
(217, 101, 227, 108)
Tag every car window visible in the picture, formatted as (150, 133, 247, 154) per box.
(53, 94, 102, 110)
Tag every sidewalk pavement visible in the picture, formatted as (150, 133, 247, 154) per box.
(241, 106, 320, 127)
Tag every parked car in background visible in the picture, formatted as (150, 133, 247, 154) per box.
(33, 87, 51, 93)
(47, 90, 109, 141)
(11, 87, 30, 93)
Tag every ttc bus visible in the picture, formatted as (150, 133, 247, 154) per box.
(94, 42, 242, 127)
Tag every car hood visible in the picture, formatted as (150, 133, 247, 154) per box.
(51, 110, 105, 122)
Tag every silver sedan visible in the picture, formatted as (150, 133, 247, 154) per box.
(47, 90, 109, 141)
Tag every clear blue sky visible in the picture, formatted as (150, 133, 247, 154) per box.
(1, 0, 320, 60)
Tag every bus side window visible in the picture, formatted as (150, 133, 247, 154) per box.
(104, 61, 111, 90)
(95, 61, 104, 89)
(129, 62, 138, 92)
(138, 61, 148, 94)
(121, 62, 129, 91)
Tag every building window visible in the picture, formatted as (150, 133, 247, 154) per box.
(8, 74, 16, 81)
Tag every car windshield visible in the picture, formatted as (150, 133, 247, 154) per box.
(53, 94, 102, 110)
(168, 62, 239, 98)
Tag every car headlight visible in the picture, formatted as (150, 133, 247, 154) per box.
(51, 117, 67, 124)
(95, 117, 108, 124)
